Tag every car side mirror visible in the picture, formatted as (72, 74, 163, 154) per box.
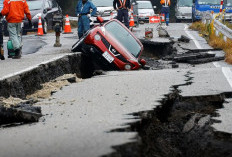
(97, 16, 104, 23)
(140, 59, 146, 66)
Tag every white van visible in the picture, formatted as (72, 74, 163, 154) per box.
(137, 0, 155, 21)
(175, 0, 192, 22)
(89, 0, 116, 25)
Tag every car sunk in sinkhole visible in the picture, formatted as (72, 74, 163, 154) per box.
(72, 17, 146, 71)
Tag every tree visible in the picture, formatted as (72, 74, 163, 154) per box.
(56, 0, 78, 16)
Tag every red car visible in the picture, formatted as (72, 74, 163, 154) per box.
(72, 17, 146, 72)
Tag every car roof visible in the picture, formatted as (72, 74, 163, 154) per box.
(137, 1, 152, 3)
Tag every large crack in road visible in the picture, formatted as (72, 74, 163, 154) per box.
(104, 71, 232, 157)
(0, 34, 230, 156)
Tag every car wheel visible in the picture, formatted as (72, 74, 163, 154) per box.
(176, 19, 181, 23)
(80, 54, 95, 78)
(22, 30, 27, 35)
(43, 20, 48, 34)
(192, 13, 196, 22)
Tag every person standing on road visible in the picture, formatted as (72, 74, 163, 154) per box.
(160, 0, 170, 26)
(76, 0, 97, 38)
(113, 0, 131, 28)
(0, 0, 32, 59)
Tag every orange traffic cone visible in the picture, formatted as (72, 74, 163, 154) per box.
(37, 16, 44, 36)
(129, 14, 135, 27)
(63, 14, 72, 34)
(161, 14, 165, 23)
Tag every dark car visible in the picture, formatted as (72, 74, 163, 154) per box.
(0, 0, 8, 36)
(72, 17, 146, 77)
(22, 0, 62, 34)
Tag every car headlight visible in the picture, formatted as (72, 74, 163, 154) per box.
(94, 34, 101, 41)
(125, 64, 131, 70)
(32, 13, 42, 20)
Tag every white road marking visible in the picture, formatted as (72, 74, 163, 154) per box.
(213, 62, 221, 67)
(0, 54, 73, 81)
(222, 67, 232, 88)
(184, 25, 232, 89)
(184, 24, 203, 49)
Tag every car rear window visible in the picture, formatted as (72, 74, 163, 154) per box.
(90, 0, 113, 7)
(27, 0, 43, 10)
(104, 21, 141, 58)
(137, 1, 153, 9)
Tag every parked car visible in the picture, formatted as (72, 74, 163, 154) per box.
(89, 0, 117, 26)
(22, 0, 63, 34)
(72, 17, 146, 75)
(0, 0, 8, 36)
(137, 0, 156, 22)
(175, 0, 192, 22)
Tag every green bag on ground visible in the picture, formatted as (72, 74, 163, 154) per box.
(7, 40, 15, 56)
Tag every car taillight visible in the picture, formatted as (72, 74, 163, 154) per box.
(125, 64, 131, 70)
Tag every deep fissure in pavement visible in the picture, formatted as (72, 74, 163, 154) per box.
(104, 72, 232, 157)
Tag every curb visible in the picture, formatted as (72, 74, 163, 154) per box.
(0, 53, 82, 99)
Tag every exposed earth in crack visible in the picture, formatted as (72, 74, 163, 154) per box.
(104, 71, 232, 157)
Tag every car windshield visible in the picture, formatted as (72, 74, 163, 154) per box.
(137, 1, 152, 9)
(198, 0, 220, 5)
(90, 0, 113, 7)
(105, 21, 141, 58)
(226, 0, 232, 6)
(178, 0, 192, 7)
(27, 0, 43, 10)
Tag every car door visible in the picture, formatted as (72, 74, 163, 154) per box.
(44, 0, 53, 29)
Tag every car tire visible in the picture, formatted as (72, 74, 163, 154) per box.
(192, 13, 196, 22)
(80, 54, 95, 78)
(43, 20, 48, 34)
(22, 30, 27, 35)
(176, 19, 181, 23)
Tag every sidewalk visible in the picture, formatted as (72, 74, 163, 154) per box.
(0, 31, 78, 80)
(0, 30, 81, 98)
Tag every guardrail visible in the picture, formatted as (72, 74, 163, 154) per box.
(201, 11, 232, 40)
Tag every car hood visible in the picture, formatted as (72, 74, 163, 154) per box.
(30, 9, 43, 17)
(138, 9, 154, 15)
(24, 9, 42, 20)
(177, 7, 192, 14)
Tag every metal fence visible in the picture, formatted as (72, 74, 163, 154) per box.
(202, 12, 232, 40)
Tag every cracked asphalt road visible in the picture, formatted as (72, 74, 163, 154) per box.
(0, 23, 232, 157)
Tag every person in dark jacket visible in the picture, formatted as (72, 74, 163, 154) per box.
(113, 0, 131, 28)
(76, 0, 97, 38)
(160, 0, 170, 26)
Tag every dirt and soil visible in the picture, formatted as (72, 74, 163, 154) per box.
(104, 81, 232, 157)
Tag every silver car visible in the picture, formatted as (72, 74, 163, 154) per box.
(137, 0, 155, 21)
(89, 0, 117, 26)
(175, 0, 192, 22)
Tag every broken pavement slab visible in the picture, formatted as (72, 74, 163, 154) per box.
(0, 101, 42, 127)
